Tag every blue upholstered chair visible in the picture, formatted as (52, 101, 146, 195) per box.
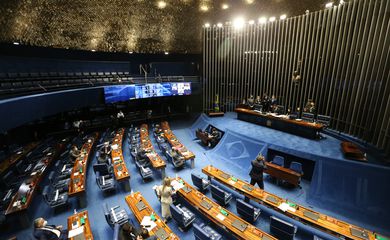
(191, 173, 210, 192)
(170, 204, 196, 231)
(270, 216, 297, 240)
(289, 161, 303, 175)
(103, 203, 129, 227)
(272, 155, 285, 167)
(193, 223, 222, 240)
(42, 185, 68, 209)
(236, 198, 261, 222)
(210, 184, 232, 206)
(48, 171, 70, 190)
(93, 164, 116, 192)
(313, 235, 324, 240)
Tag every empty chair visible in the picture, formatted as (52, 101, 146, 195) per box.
(170, 204, 196, 231)
(316, 114, 331, 127)
(103, 203, 129, 227)
(210, 184, 232, 206)
(48, 171, 70, 190)
(271, 155, 285, 167)
(15, 161, 33, 176)
(42, 185, 68, 209)
(302, 112, 315, 122)
(93, 164, 116, 192)
(193, 223, 222, 240)
(191, 173, 210, 192)
(289, 162, 303, 175)
(236, 198, 261, 222)
(270, 216, 297, 240)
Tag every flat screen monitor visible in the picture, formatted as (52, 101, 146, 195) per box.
(104, 85, 135, 103)
(134, 83, 172, 99)
(171, 82, 191, 96)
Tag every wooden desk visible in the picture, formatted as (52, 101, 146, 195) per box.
(68, 133, 98, 207)
(160, 121, 195, 168)
(125, 192, 179, 240)
(5, 141, 65, 216)
(341, 142, 367, 162)
(139, 124, 167, 178)
(207, 111, 225, 117)
(264, 162, 302, 187)
(111, 128, 131, 190)
(67, 210, 93, 240)
(172, 177, 276, 240)
(202, 165, 385, 240)
(235, 108, 323, 139)
(0, 142, 39, 175)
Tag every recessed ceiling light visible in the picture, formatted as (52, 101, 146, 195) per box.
(245, 0, 255, 4)
(222, 3, 229, 10)
(164, 51, 169, 55)
(248, 20, 255, 25)
(217, 23, 223, 28)
(13, 42, 20, 45)
(269, 16, 276, 22)
(280, 14, 287, 20)
(258, 17, 267, 24)
(157, 1, 167, 9)
(200, 5, 209, 12)
(204, 23, 211, 28)
(233, 17, 245, 29)
(325, 2, 333, 8)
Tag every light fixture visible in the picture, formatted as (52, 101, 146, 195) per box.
(280, 14, 287, 20)
(164, 51, 169, 55)
(13, 42, 20, 45)
(204, 23, 211, 28)
(269, 16, 276, 22)
(221, 3, 229, 10)
(129, 51, 133, 54)
(217, 23, 223, 28)
(339, 0, 345, 4)
(245, 0, 255, 4)
(200, 5, 209, 12)
(233, 17, 245, 29)
(325, 2, 333, 8)
(157, 1, 167, 9)
(248, 20, 255, 25)
(258, 17, 267, 24)
(91, 49, 96, 52)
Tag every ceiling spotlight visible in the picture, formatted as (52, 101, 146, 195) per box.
(129, 51, 133, 54)
(233, 17, 245, 29)
(217, 23, 223, 28)
(258, 17, 267, 24)
(157, 1, 167, 9)
(248, 20, 255, 25)
(91, 49, 96, 52)
(200, 5, 209, 12)
(222, 3, 229, 10)
(204, 23, 211, 28)
(269, 16, 276, 22)
(280, 14, 287, 20)
(325, 2, 333, 8)
(13, 42, 20, 45)
(164, 51, 169, 55)
(245, 0, 255, 4)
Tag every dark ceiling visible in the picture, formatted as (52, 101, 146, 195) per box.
(0, 0, 332, 54)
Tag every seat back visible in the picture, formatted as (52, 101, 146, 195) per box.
(211, 184, 227, 204)
(289, 162, 303, 174)
(272, 155, 285, 167)
(317, 114, 331, 127)
(236, 199, 255, 220)
(193, 223, 211, 240)
(270, 216, 296, 240)
(48, 171, 56, 185)
(42, 186, 51, 203)
(170, 204, 184, 223)
(191, 173, 203, 190)
(302, 112, 315, 122)
(93, 164, 110, 175)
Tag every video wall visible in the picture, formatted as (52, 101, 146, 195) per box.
(104, 82, 192, 103)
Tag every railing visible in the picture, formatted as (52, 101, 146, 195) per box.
(0, 72, 200, 98)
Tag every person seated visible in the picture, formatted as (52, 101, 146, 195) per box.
(98, 142, 111, 163)
(33, 217, 67, 240)
(261, 93, 270, 112)
(69, 146, 81, 162)
(247, 95, 255, 108)
(137, 149, 148, 161)
(118, 222, 138, 240)
(136, 228, 157, 240)
(208, 128, 221, 148)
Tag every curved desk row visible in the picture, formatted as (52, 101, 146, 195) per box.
(111, 128, 131, 191)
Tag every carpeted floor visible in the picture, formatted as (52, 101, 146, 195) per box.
(1, 112, 388, 240)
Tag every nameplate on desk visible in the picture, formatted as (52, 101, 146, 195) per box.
(200, 200, 212, 210)
(350, 228, 369, 240)
(266, 196, 279, 204)
(136, 201, 146, 211)
(303, 211, 320, 221)
(243, 185, 254, 192)
(232, 219, 248, 232)
(220, 173, 231, 180)
(155, 228, 169, 240)
(182, 186, 192, 194)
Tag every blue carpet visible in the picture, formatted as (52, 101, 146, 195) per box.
(1, 113, 389, 239)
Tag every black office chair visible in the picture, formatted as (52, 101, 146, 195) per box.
(302, 112, 315, 122)
(42, 185, 68, 209)
(317, 114, 331, 127)
(191, 173, 210, 192)
(93, 164, 116, 192)
(48, 171, 70, 190)
(236, 198, 261, 222)
(210, 184, 232, 206)
(270, 216, 297, 240)
(193, 223, 222, 240)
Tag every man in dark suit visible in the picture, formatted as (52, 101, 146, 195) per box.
(33, 217, 67, 240)
(249, 155, 267, 190)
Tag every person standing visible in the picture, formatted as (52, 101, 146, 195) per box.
(249, 155, 267, 190)
(156, 177, 174, 223)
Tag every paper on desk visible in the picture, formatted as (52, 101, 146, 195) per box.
(228, 180, 236, 185)
(68, 226, 84, 238)
(171, 180, 184, 191)
(278, 202, 296, 212)
(111, 144, 119, 150)
(216, 213, 225, 221)
(141, 216, 157, 231)
(113, 156, 120, 161)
